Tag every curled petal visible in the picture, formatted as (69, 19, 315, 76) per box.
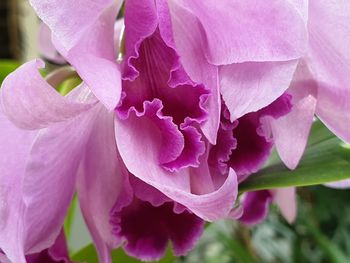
(53, 2, 123, 110)
(33, 0, 123, 110)
(163, 126, 205, 171)
(117, 99, 185, 165)
(0, 59, 95, 130)
(115, 106, 238, 221)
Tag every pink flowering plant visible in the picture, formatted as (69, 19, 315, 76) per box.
(1, 0, 350, 262)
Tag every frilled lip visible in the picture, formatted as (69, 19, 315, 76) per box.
(110, 174, 204, 261)
(117, 2, 210, 171)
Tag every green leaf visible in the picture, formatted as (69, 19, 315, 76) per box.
(72, 244, 175, 263)
(64, 195, 77, 241)
(306, 222, 348, 263)
(239, 121, 350, 193)
(71, 244, 98, 263)
(57, 76, 82, 96)
(0, 60, 21, 85)
(216, 230, 260, 263)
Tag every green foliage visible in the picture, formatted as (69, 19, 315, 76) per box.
(0, 60, 20, 85)
(181, 186, 350, 263)
(57, 76, 82, 96)
(72, 244, 176, 263)
(239, 121, 350, 193)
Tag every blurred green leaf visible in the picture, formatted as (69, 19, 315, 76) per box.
(239, 121, 350, 193)
(64, 195, 77, 242)
(0, 60, 21, 85)
(216, 230, 260, 263)
(57, 76, 82, 96)
(306, 222, 348, 263)
(72, 243, 175, 263)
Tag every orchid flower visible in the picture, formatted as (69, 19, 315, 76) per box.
(1, 0, 350, 262)
(0, 0, 236, 262)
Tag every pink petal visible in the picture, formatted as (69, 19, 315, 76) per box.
(0, 86, 101, 262)
(117, 99, 185, 166)
(267, 62, 317, 169)
(273, 187, 297, 223)
(325, 179, 350, 189)
(308, 1, 350, 143)
(220, 60, 298, 120)
(239, 190, 273, 225)
(0, 59, 95, 130)
(172, 0, 307, 65)
(53, 2, 122, 110)
(29, 0, 119, 51)
(77, 105, 123, 263)
(23, 103, 101, 255)
(32, 0, 123, 110)
(115, 102, 238, 221)
(0, 109, 36, 263)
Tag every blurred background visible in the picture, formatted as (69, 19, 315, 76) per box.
(1, 1, 350, 262)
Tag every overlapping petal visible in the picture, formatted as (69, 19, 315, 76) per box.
(26, 231, 73, 263)
(0, 85, 100, 262)
(30, 0, 123, 110)
(0, 59, 95, 130)
(120, 0, 209, 170)
(220, 61, 297, 121)
(0, 109, 36, 263)
(115, 105, 238, 221)
(268, 62, 317, 169)
(77, 105, 124, 263)
(157, 0, 221, 143)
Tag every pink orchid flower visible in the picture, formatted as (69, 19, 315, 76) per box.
(0, 1, 235, 262)
(1, 0, 349, 262)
